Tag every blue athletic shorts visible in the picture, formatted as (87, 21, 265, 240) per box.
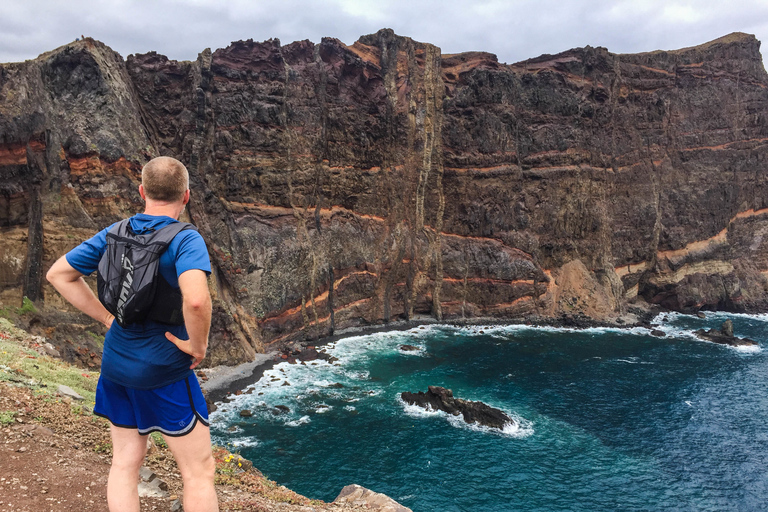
(94, 374, 209, 436)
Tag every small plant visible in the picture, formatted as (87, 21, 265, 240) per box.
(86, 331, 105, 348)
(70, 404, 83, 415)
(18, 297, 38, 315)
(150, 431, 167, 448)
(0, 410, 16, 425)
(93, 441, 112, 454)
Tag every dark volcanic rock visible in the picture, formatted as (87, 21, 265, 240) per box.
(2, 31, 768, 367)
(401, 386, 514, 430)
(695, 320, 757, 347)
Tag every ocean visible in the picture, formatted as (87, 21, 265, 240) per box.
(209, 313, 768, 511)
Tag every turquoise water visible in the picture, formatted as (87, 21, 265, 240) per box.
(210, 313, 768, 511)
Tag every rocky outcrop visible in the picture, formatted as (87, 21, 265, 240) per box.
(2, 31, 768, 365)
(694, 319, 757, 346)
(334, 484, 412, 512)
(401, 386, 514, 430)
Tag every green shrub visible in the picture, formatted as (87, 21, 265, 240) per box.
(0, 410, 15, 425)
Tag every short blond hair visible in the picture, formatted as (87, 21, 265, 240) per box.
(141, 156, 189, 202)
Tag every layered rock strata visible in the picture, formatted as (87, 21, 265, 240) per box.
(2, 31, 768, 365)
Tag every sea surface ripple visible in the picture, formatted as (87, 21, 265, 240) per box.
(210, 314, 768, 512)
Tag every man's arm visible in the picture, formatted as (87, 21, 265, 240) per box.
(165, 269, 212, 369)
(46, 256, 114, 328)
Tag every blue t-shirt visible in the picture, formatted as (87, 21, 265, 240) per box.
(66, 213, 212, 389)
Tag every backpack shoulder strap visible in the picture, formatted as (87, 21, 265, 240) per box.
(106, 219, 132, 238)
(106, 220, 197, 247)
(150, 222, 198, 246)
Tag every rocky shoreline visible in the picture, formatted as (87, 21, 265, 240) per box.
(202, 305, 661, 406)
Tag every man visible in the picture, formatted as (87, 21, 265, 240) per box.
(47, 156, 218, 512)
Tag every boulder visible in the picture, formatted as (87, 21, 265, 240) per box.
(694, 320, 757, 347)
(721, 319, 734, 337)
(401, 386, 514, 430)
(57, 385, 84, 401)
(334, 484, 412, 512)
(137, 467, 169, 498)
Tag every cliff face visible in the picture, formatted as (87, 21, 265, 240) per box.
(2, 31, 768, 365)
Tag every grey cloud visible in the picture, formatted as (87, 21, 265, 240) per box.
(1, 0, 766, 65)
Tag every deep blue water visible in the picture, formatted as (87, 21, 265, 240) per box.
(210, 313, 768, 511)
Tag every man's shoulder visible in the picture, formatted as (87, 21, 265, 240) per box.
(170, 226, 211, 274)
(169, 225, 209, 257)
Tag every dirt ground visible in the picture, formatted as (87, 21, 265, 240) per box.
(0, 383, 369, 512)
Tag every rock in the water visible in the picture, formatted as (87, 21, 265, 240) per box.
(399, 345, 420, 351)
(650, 329, 666, 337)
(697, 312, 707, 319)
(239, 409, 253, 417)
(334, 484, 412, 512)
(401, 386, 514, 430)
(694, 320, 756, 347)
(720, 319, 734, 337)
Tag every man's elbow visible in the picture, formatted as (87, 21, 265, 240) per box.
(184, 294, 212, 312)
(46, 256, 78, 286)
(46, 266, 63, 287)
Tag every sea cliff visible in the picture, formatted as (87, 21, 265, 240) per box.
(2, 30, 768, 366)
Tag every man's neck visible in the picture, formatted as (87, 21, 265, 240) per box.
(143, 203, 182, 219)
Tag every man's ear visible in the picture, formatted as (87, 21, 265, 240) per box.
(183, 189, 190, 205)
(139, 184, 146, 201)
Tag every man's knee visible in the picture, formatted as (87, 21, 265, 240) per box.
(196, 451, 216, 479)
(111, 452, 145, 474)
(177, 450, 216, 483)
(203, 452, 216, 477)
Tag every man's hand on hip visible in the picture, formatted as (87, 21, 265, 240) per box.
(165, 332, 206, 369)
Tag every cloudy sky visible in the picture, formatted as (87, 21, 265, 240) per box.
(2, 0, 768, 66)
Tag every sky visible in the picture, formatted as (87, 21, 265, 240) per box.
(2, 0, 768, 66)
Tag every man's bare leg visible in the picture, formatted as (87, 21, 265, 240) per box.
(108, 425, 148, 512)
(163, 421, 219, 512)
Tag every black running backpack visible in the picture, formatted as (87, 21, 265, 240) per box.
(97, 219, 197, 328)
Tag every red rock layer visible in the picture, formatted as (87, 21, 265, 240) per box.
(1, 31, 768, 364)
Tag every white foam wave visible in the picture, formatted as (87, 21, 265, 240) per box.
(653, 311, 768, 324)
(733, 344, 762, 354)
(614, 358, 653, 365)
(444, 411, 533, 438)
(643, 322, 702, 341)
(286, 415, 311, 427)
(397, 345, 429, 356)
(401, 400, 442, 418)
(227, 436, 260, 448)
